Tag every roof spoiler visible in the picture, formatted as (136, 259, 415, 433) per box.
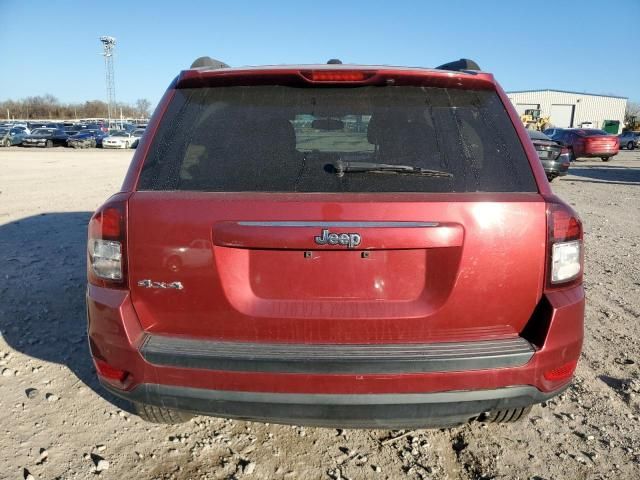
(190, 56, 230, 69)
(436, 58, 481, 72)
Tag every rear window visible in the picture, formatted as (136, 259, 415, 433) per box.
(138, 85, 537, 193)
(576, 129, 608, 136)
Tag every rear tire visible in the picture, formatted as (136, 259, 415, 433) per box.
(547, 175, 555, 182)
(132, 402, 194, 424)
(482, 405, 532, 423)
(628, 141, 634, 150)
(45, 139, 53, 148)
(3, 139, 10, 147)
(601, 157, 610, 162)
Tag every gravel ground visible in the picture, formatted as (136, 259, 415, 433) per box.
(0, 147, 639, 480)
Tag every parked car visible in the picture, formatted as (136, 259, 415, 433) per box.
(526, 130, 570, 181)
(545, 128, 619, 161)
(67, 129, 107, 148)
(130, 128, 145, 148)
(64, 124, 84, 137)
(0, 126, 28, 147)
(88, 57, 584, 428)
(27, 122, 64, 130)
(21, 128, 68, 147)
(102, 131, 138, 149)
(542, 128, 562, 138)
(618, 131, 639, 150)
(2, 123, 30, 134)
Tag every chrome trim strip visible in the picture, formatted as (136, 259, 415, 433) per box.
(236, 221, 440, 228)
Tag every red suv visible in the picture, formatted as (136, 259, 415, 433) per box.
(87, 58, 584, 428)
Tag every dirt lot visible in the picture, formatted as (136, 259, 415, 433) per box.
(1, 147, 639, 480)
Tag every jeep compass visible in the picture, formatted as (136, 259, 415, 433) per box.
(87, 57, 584, 427)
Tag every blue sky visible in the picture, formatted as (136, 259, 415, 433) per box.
(1, 0, 638, 107)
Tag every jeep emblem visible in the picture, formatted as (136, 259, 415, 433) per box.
(314, 229, 361, 248)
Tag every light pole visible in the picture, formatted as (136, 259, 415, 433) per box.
(100, 36, 117, 128)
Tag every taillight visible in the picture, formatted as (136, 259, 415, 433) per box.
(88, 196, 128, 288)
(545, 202, 583, 290)
(301, 70, 376, 82)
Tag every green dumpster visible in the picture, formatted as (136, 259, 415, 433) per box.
(602, 120, 620, 134)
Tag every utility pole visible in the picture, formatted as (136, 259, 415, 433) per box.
(100, 36, 117, 128)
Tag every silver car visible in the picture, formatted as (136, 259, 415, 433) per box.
(618, 131, 639, 150)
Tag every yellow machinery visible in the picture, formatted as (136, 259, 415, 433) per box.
(625, 115, 640, 132)
(520, 109, 551, 131)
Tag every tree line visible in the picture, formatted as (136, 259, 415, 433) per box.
(0, 95, 153, 120)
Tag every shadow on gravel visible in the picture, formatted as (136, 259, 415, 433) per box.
(598, 375, 625, 392)
(567, 165, 640, 186)
(0, 212, 131, 411)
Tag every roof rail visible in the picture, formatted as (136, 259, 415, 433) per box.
(435, 58, 481, 72)
(190, 56, 230, 69)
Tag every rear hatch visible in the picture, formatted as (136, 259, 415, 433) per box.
(127, 70, 546, 343)
(580, 130, 619, 155)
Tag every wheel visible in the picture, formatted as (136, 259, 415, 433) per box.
(45, 139, 53, 148)
(601, 157, 610, 162)
(132, 402, 194, 424)
(125, 141, 130, 148)
(547, 175, 555, 182)
(3, 139, 10, 147)
(481, 405, 532, 423)
(628, 141, 634, 150)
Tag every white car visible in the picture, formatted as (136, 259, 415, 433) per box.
(102, 131, 137, 149)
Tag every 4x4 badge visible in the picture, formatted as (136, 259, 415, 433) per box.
(137, 280, 184, 290)
(314, 229, 361, 248)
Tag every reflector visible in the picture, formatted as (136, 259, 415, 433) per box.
(544, 360, 577, 381)
(94, 358, 129, 382)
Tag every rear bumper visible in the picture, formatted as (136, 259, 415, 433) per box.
(541, 159, 569, 177)
(103, 382, 566, 428)
(581, 150, 618, 158)
(87, 284, 584, 425)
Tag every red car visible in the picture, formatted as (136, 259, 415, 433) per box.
(87, 58, 584, 428)
(545, 128, 619, 161)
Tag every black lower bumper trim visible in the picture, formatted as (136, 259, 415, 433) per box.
(104, 383, 567, 428)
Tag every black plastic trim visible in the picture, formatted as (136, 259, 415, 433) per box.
(104, 383, 567, 428)
(140, 336, 535, 374)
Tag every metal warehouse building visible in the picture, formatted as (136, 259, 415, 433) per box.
(506, 90, 627, 133)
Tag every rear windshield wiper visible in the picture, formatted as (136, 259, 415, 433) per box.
(329, 161, 453, 178)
